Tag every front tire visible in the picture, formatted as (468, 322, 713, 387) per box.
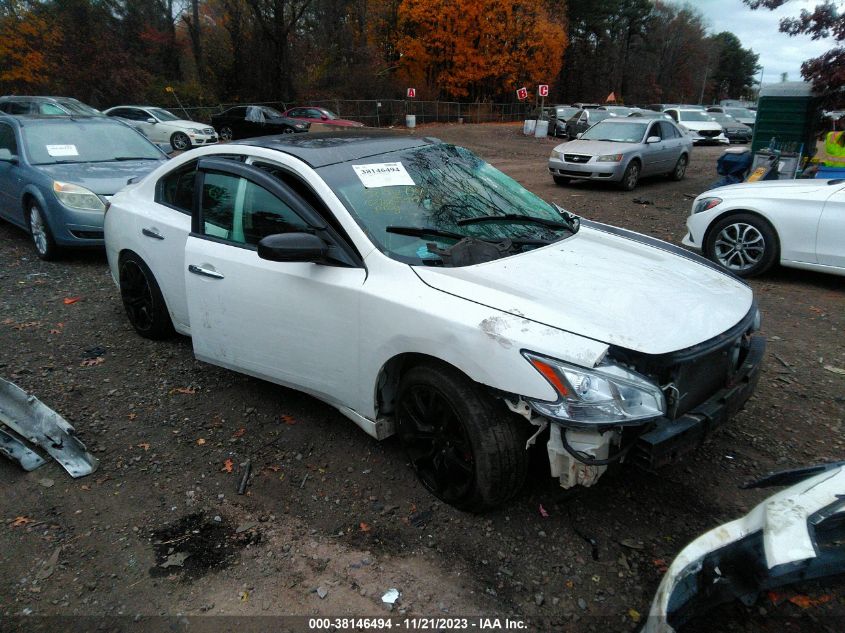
(119, 253, 175, 339)
(27, 201, 58, 260)
(705, 213, 778, 277)
(219, 126, 233, 142)
(282, 127, 295, 134)
(170, 132, 190, 151)
(396, 363, 528, 512)
(619, 160, 640, 191)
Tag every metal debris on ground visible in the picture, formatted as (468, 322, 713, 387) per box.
(237, 460, 251, 494)
(316, 587, 328, 599)
(0, 377, 98, 478)
(382, 588, 401, 605)
(0, 426, 47, 472)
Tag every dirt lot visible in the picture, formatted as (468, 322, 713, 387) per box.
(1, 123, 843, 632)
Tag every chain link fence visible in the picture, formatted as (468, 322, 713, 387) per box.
(167, 99, 532, 127)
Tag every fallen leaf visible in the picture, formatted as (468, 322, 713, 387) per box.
(788, 594, 832, 609)
(171, 387, 196, 395)
(12, 321, 40, 330)
(281, 414, 297, 425)
(653, 559, 668, 574)
(564, 580, 574, 589)
(127, 413, 137, 421)
(137, 443, 150, 451)
(11, 516, 32, 527)
(80, 485, 90, 491)
(80, 357, 105, 367)
(628, 608, 641, 623)
(539, 504, 549, 518)
(767, 590, 786, 604)
(49, 329, 62, 335)
(222, 459, 234, 473)
(240, 590, 249, 602)
(196, 438, 207, 446)
(232, 428, 246, 438)
(359, 522, 371, 533)
(63, 297, 81, 305)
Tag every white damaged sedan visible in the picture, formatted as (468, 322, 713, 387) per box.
(104, 131, 765, 511)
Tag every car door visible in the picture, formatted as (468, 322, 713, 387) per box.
(183, 158, 366, 408)
(0, 122, 24, 225)
(816, 185, 845, 268)
(640, 122, 667, 175)
(659, 121, 684, 168)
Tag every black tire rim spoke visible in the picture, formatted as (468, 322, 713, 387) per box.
(397, 384, 475, 502)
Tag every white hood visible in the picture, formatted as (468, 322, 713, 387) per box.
(168, 120, 212, 130)
(681, 121, 723, 133)
(710, 179, 843, 198)
(413, 227, 753, 355)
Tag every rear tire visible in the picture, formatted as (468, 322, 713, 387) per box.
(119, 252, 175, 339)
(395, 363, 528, 512)
(219, 126, 233, 142)
(670, 154, 688, 181)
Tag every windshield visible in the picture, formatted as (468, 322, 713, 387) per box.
(555, 107, 579, 119)
(320, 109, 340, 120)
(149, 108, 180, 122)
(581, 121, 647, 143)
(57, 100, 100, 116)
(23, 121, 164, 164)
(679, 111, 712, 122)
(726, 108, 755, 119)
(319, 143, 576, 265)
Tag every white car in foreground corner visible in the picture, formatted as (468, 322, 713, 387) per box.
(685, 179, 845, 277)
(104, 132, 764, 511)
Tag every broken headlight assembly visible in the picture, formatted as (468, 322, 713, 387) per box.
(523, 352, 665, 425)
(692, 196, 722, 214)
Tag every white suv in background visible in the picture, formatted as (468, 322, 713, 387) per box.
(104, 106, 217, 151)
(664, 108, 729, 145)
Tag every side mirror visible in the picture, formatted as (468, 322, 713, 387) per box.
(646, 135, 661, 144)
(147, 118, 157, 124)
(0, 148, 18, 164)
(320, 114, 328, 120)
(575, 133, 583, 139)
(257, 232, 327, 263)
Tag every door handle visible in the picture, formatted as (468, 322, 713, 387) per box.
(142, 227, 165, 240)
(188, 264, 224, 279)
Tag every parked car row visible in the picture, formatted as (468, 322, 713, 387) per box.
(545, 102, 754, 146)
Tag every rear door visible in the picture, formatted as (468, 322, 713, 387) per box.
(183, 158, 366, 407)
(0, 122, 23, 225)
(816, 185, 845, 268)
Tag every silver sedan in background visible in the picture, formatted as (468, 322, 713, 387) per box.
(548, 118, 693, 191)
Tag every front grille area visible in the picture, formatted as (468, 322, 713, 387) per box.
(564, 154, 591, 163)
(699, 129, 719, 138)
(560, 169, 591, 177)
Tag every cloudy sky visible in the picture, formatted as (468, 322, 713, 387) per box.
(693, 0, 836, 85)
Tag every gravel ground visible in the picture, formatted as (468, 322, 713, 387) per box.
(1, 122, 843, 632)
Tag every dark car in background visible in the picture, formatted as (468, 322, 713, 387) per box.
(0, 114, 168, 259)
(211, 105, 309, 141)
(565, 108, 613, 139)
(0, 96, 102, 117)
(707, 112, 752, 143)
(547, 105, 580, 137)
(281, 106, 364, 127)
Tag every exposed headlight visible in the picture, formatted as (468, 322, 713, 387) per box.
(597, 153, 623, 162)
(189, 128, 203, 134)
(295, 123, 306, 129)
(53, 181, 105, 212)
(693, 196, 722, 214)
(551, 149, 564, 160)
(523, 352, 665, 425)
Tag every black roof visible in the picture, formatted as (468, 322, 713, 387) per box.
(232, 130, 441, 168)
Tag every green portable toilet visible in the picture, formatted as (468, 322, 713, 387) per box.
(751, 81, 820, 153)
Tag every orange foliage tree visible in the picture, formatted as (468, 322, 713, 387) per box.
(0, 7, 61, 91)
(397, 0, 567, 101)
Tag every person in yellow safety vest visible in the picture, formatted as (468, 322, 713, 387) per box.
(821, 130, 845, 166)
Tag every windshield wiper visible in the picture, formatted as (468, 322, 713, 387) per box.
(386, 226, 465, 241)
(457, 213, 575, 231)
(112, 157, 161, 161)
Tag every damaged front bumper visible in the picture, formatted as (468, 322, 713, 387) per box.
(543, 334, 765, 489)
(643, 462, 845, 632)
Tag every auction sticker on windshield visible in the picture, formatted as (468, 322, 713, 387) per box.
(46, 144, 79, 157)
(353, 162, 415, 188)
